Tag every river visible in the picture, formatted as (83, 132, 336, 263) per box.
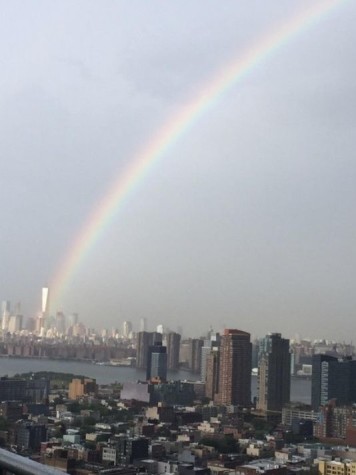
(0, 357, 311, 404)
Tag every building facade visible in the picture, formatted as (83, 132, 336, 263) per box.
(311, 355, 356, 410)
(216, 329, 251, 406)
(146, 342, 167, 382)
(257, 333, 291, 412)
(205, 347, 220, 400)
(166, 332, 181, 371)
(136, 331, 162, 369)
(189, 338, 204, 373)
(68, 378, 97, 399)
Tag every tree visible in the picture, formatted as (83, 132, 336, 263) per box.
(200, 435, 239, 454)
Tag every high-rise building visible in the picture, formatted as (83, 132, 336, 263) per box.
(55, 312, 66, 335)
(201, 333, 220, 381)
(35, 315, 45, 334)
(1, 300, 11, 332)
(71, 322, 86, 337)
(146, 342, 167, 382)
(313, 400, 356, 440)
(257, 333, 291, 412)
(1, 300, 10, 315)
(42, 287, 50, 318)
(311, 355, 356, 410)
(114, 436, 149, 465)
(123, 321, 133, 339)
(156, 324, 164, 334)
(45, 314, 55, 332)
(16, 422, 47, 452)
(136, 332, 162, 369)
(8, 314, 23, 333)
(216, 329, 251, 406)
(68, 313, 79, 327)
(188, 338, 204, 373)
(36, 287, 50, 334)
(251, 339, 260, 369)
(205, 347, 220, 400)
(201, 343, 211, 381)
(166, 332, 181, 371)
(312, 354, 338, 411)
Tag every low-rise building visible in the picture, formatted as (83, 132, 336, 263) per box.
(282, 403, 318, 426)
(318, 459, 356, 475)
(68, 378, 98, 399)
(16, 421, 47, 452)
(235, 459, 287, 475)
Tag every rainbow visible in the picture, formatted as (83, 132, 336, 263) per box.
(50, 0, 346, 311)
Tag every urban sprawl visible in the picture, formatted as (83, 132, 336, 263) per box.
(0, 289, 355, 475)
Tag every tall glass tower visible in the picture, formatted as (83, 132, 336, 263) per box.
(257, 333, 291, 412)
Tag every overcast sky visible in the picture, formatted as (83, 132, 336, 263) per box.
(0, 0, 355, 340)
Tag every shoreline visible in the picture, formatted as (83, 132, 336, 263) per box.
(0, 355, 311, 379)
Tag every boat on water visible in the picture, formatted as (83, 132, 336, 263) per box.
(95, 358, 134, 367)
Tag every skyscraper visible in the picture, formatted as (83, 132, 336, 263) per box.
(37, 287, 50, 333)
(166, 332, 181, 371)
(205, 347, 220, 400)
(42, 287, 50, 318)
(156, 324, 164, 334)
(312, 354, 340, 410)
(122, 321, 133, 338)
(146, 341, 167, 382)
(311, 355, 356, 410)
(68, 313, 79, 328)
(1, 301, 10, 316)
(55, 312, 66, 335)
(136, 331, 162, 369)
(188, 338, 204, 373)
(216, 329, 251, 406)
(201, 332, 220, 381)
(1, 300, 10, 332)
(8, 314, 23, 333)
(257, 333, 291, 412)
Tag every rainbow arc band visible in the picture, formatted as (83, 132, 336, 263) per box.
(50, 0, 346, 311)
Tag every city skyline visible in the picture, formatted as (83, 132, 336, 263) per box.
(2, 291, 356, 342)
(0, 1, 355, 338)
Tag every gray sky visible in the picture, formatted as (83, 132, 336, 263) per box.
(1, 0, 355, 340)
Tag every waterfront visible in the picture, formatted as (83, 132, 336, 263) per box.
(0, 357, 311, 404)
